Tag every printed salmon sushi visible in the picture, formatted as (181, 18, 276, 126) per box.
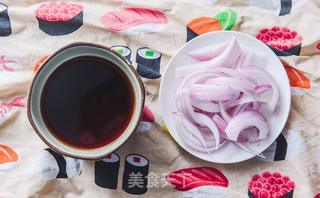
(35, 2, 83, 36)
(0, 144, 18, 171)
(33, 55, 50, 73)
(256, 27, 303, 56)
(0, 3, 12, 36)
(166, 167, 229, 196)
(101, 8, 168, 35)
(248, 171, 295, 198)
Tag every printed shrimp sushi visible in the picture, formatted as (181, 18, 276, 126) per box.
(35, 2, 83, 36)
(111, 45, 132, 63)
(248, 171, 295, 198)
(95, 153, 120, 189)
(122, 154, 149, 195)
(136, 47, 162, 79)
(0, 3, 12, 36)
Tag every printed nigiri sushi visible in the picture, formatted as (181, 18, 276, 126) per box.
(260, 129, 306, 161)
(33, 55, 50, 73)
(248, 0, 306, 16)
(0, 55, 21, 72)
(136, 47, 162, 79)
(28, 148, 82, 180)
(186, 9, 237, 42)
(0, 3, 12, 36)
(137, 106, 155, 133)
(0, 96, 26, 126)
(248, 171, 295, 198)
(256, 26, 302, 56)
(101, 8, 168, 35)
(35, 2, 83, 36)
(122, 154, 149, 195)
(95, 153, 120, 189)
(111, 45, 132, 63)
(166, 167, 229, 196)
(0, 144, 18, 171)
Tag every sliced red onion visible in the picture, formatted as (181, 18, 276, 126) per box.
(187, 40, 230, 61)
(173, 37, 279, 156)
(225, 110, 269, 142)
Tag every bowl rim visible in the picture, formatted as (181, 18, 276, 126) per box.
(27, 42, 145, 160)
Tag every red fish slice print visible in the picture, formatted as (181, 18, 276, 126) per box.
(0, 144, 18, 171)
(33, 55, 49, 73)
(166, 167, 228, 195)
(100, 7, 168, 34)
(0, 96, 26, 125)
(0, 55, 21, 72)
(142, 106, 155, 122)
(281, 60, 310, 89)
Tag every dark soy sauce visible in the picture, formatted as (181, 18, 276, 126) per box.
(41, 56, 134, 149)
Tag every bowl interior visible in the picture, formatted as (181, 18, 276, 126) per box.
(160, 31, 291, 163)
(28, 43, 144, 159)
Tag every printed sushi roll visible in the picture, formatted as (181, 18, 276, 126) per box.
(35, 2, 83, 36)
(111, 45, 132, 63)
(95, 153, 120, 189)
(122, 154, 149, 195)
(136, 47, 162, 79)
(0, 144, 18, 171)
(0, 3, 12, 37)
(248, 0, 306, 16)
(248, 171, 295, 198)
(28, 148, 83, 180)
(256, 26, 303, 56)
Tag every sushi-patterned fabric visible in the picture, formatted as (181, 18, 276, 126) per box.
(0, 0, 319, 197)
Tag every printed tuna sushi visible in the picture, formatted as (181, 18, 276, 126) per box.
(256, 26, 303, 56)
(0, 55, 21, 71)
(35, 2, 83, 36)
(248, 171, 295, 198)
(28, 148, 83, 180)
(101, 8, 168, 35)
(136, 47, 162, 79)
(166, 167, 229, 196)
(187, 9, 237, 42)
(0, 3, 12, 36)
(111, 45, 132, 63)
(122, 154, 149, 195)
(0, 144, 18, 171)
(95, 153, 120, 189)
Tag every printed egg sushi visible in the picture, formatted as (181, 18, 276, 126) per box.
(35, 2, 83, 36)
(136, 47, 162, 79)
(122, 154, 149, 195)
(111, 45, 132, 63)
(95, 153, 120, 189)
(248, 171, 295, 198)
(0, 144, 18, 171)
(0, 3, 12, 36)
(256, 26, 303, 56)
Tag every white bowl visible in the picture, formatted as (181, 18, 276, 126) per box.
(160, 31, 291, 163)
